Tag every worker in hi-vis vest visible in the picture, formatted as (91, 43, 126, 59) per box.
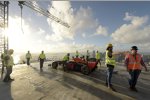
(1, 50, 8, 78)
(105, 43, 116, 91)
(3, 49, 14, 82)
(86, 50, 90, 61)
(76, 50, 79, 58)
(26, 51, 32, 66)
(96, 50, 101, 67)
(125, 46, 148, 92)
(38, 51, 46, 71)
(92, 50, 95, 58)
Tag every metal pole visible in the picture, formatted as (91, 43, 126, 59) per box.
(6, 1, 9, 50)
(3, 1, 5, 52)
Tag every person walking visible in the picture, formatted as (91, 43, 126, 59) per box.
(26, 51, 32, 66)
(1, 50, 7, 78)
(3, 49, 14, 82)
(105, 43, 116, 91)
(92, 50, 95, 58)
(86, 50, 90, 61)
(76, 50, 79, 58)
(38, 51, 46, 71)
(125, 46, 148, 92)
(96, 50, 101, 67)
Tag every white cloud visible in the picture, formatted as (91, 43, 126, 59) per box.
(45, 34, 63, 42)
(95, 25, 108, 36)
(73, 6, 98, 31)
(46, 1, 107, 41)
(37, 28, 45, 35)
(1, 16, 49, 53)
(82, 33, 86, 38)
(1, 16, 105, 54)
(111, 12, 150, 44)
(45, 42, 102, 53)
(47, 1, 74, 41)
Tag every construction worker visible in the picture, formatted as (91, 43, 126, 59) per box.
(86, 50, 90, 61)
(125, 46, 148, 92)
(63, 53, 70, 66)
(92, 50, 96, 58)
(81, 55, 86, 61)
(63, 53, 70, 61)
(3, 49, 14, 82)
(1, 50, 8, 78)
(76, 50, 79, 58)
(96, 50, 101, 67)
(26, 51, 32, 66)
(105, 43, 116, 91)
(38, 51, 46, 71)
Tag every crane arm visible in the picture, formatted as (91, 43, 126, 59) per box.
(18, 1, 70, 28)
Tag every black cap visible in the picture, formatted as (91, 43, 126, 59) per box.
(131, 46, 138, 50)
(67, 53, 70, 56)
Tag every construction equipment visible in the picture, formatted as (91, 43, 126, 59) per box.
(18, 1, 70, 28)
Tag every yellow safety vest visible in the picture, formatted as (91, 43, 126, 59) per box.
(105, 50, 116, 66)
(127, 53, 142, 70)
(63, 55, 69, 61)
(96, 52, 100, 59)
(39, 53, 46, 59)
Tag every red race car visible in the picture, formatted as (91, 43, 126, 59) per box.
(63, 58, 98, 75)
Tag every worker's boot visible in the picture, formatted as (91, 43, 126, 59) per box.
(132, 87, 138, 92)
(8, 76, 14, 81)
(40, 68, 43, 72)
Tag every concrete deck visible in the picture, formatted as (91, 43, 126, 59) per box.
(0, 62, 150, 100)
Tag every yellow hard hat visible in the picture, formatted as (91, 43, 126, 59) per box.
(107, 43, 113, 48)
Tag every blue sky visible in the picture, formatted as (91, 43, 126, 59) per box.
(3, 1, 150, 53)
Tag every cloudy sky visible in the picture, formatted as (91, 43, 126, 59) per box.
(1, 1, 150, 53)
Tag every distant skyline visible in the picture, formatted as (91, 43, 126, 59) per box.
(1, 1, 150, 53)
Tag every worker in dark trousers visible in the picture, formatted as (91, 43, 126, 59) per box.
(86, 50, 90, 61)
(26, 51, 32, 66)
(3, 49, 14, 82)
(76, 50, 79, 58)
(38, 51, 46, 71)
(62, 53, 70, 66)
(125, 46, 148, 92)
(96, 50, 101, 68)
(1, 50, 7, 78)
(105, 44, 116, 91)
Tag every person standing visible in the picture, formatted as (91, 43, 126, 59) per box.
(92, 50, 96, 58)
(3, 49, 14, 82)
(76, 50, 79, 58)
(38, 51, 46, 71)
(105, 43, 116, 91)
(125, 46, 148, 92)
(1, 50, 7, 78)
(63, 53, 70, 66)
(26, 51, 32, 66)
(86, 50, 90, 61)
(96, 50, 101, 67)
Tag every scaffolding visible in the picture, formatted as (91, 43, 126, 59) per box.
(0, 1, 9, 56)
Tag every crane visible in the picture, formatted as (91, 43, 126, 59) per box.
(18, 1, 70, 28)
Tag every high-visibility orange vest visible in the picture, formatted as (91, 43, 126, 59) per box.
(127, 53, 142, 70)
